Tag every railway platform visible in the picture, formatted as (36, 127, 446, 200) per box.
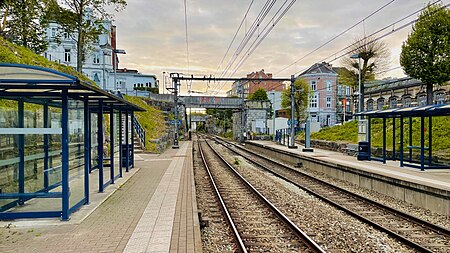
(246, 140, 450, 216)
(0, 141, 202, 253)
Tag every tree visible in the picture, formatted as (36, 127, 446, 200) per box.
(51, 0, 127, 73)
(338, 36, 390, 111)
(281, 78, 310, 123)
(0, 0, 50, 54)
(400, 3, 450, 105)
(248, 88, 268, 101)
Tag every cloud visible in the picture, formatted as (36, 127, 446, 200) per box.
(114, 0, 435, 94)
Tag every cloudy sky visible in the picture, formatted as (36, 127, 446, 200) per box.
(113, 0, 443, 95)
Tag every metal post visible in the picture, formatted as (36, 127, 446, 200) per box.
(409, 117, 412, 162)
(131, 111, 135, 168)
(83, 98, 90, 204)
(110, 106, 114, 184)
(98, 100, 104, 192)
(173, 78, 179, 148)
(368, 117, 371, 160)
(289, 75, 297, 149)
(118, 109, 123, 177)
(18, 100, 24, 204)
(400, 116, 404, 167)
(272, 92, 276, 140)
(358, 57, 363, 114)
(240, 81, 245, 143)
(392, 118, 396, 160)
(382, 117, 386, 164)
(61, 89, 69, 221)
(113, 51, 117, 91)
(125, 110, 129, 172)
(428, 116, 432, 166)
(43, 103, 49, 190)
(420, 116, 425, 171)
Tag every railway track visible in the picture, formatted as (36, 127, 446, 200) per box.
(196, 136, 324, 253)
(213, 136, 450, 253)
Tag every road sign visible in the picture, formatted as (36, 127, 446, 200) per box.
(170, 120, 182, 125)
(287, 119, 298, 126)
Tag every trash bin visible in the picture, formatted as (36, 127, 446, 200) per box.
(121, 144, 134, 167)
(357, 141, 369, 161)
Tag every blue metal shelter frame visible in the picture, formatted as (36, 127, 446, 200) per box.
(0, 64, 144, 220)
(357, 104, 450, 171)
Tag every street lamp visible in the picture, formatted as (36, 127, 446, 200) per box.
(350, 53, 362, 114)
(113, 49, 126, 92)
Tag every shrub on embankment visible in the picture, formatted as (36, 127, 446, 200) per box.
(298, 117, 450, 157)
(124, 96, 168, 153)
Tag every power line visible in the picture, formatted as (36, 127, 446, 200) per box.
(275, 0, 397, 76)
(213, 0, 256, 77)
(213, 0, 297, 94)
(294, 0, 445, 76)
(183, 0, 190, 92)
(215, 0, 277, 84)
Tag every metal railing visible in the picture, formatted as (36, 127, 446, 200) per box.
(133, 116, 146, 149)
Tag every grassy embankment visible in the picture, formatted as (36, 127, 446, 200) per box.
(299, 118, 450, 157)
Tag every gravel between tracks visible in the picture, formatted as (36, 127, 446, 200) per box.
(212, 142, 415, 253)
(299, 166, 450, 231)
(193, 142, 236, 252)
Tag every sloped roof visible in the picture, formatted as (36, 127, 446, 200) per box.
(299, 62, 337, 76)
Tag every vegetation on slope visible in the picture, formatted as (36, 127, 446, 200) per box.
(0, 36, 94, 85)
(300, 118, 450, 156)
(125, 96, 167, 153)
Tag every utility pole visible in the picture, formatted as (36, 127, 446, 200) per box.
(288, 75, 297, 149)
(240, 81, 245, 144)
(172, 75, 179, 149)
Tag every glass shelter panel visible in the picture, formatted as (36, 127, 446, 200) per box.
(113, 111, 120, 179)
(0, 100, 19, 210)
(68, 99, 85, 208)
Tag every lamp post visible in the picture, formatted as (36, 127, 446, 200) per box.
(350, 53, 362, 114)
(113, 49, 126, 92)
(351, 53, 368, 142)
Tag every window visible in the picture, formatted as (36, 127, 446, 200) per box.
(64, 32, 70, 39)
(326, 96, 332, 108)
(310, 94, 318, 108)
(310, 80, 317, 91)
(346, 87, 350, 95)
(93, 54, 100, 64)
(51, 28, 56, 37)
(326, 80, 332, 91)
(64, 49, 71, 62)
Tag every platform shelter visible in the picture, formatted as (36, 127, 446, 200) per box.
(357, 104, 450, 171)
(0, 64, 144, 220)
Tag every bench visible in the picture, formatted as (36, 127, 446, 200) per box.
(343, 144, 358, 156)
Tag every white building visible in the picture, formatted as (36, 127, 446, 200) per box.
(43, 20, 114, 90)
(42, 16, 158, 93)
(115, 68, 158, 94)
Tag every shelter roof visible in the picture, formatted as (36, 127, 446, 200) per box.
(0, 64, 145, 112)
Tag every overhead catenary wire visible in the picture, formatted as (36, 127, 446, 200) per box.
(213, 0, 297, 94)
(251, 2, 448, 95)
(211, 0, 278, 94)
(213, 0, 256, 77)
(275, 0, 397, 76)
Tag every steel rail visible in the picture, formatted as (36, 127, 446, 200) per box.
(197, 139, 248, 253)
(214, 136, 450, 253)
(201, 137, 325, 253)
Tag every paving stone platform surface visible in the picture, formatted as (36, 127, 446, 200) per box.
(0, 141, 201, 253)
